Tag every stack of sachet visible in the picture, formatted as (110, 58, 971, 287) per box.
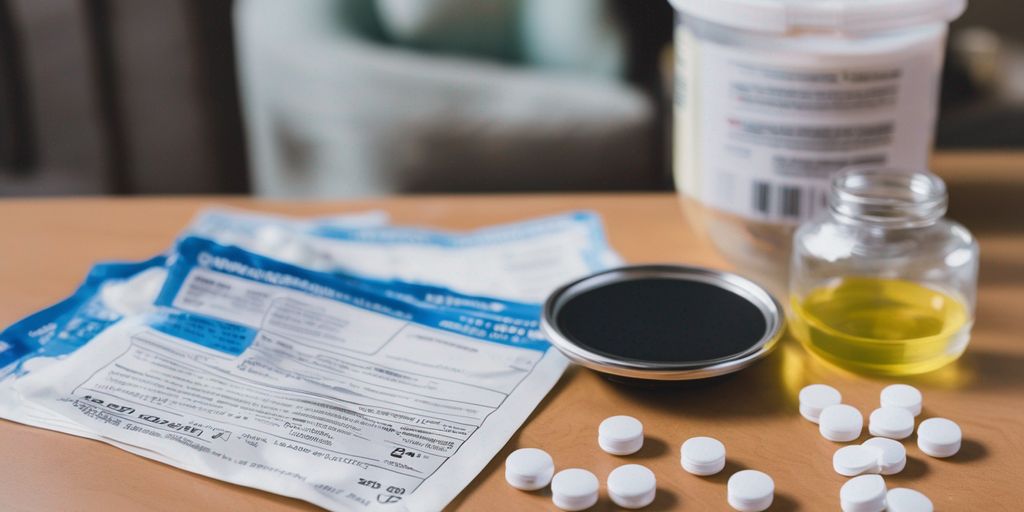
(0, 208, 620, 512)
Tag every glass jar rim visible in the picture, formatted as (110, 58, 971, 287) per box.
(829, 168, 948, 228)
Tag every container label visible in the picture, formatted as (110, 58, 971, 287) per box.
(674, 24, 942, 224)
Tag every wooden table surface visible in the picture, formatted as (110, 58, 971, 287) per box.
(1, 152, 1021, 511)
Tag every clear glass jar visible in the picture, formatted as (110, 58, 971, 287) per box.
(788, 168, 978, 376)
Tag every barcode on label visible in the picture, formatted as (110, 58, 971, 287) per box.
(751, 181, 825, 220)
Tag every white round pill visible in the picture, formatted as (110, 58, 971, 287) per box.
(799, 384, 842, 423)
(869, 407, 915, 440)
(819, 404, 864, 442)
(862, 437, 907, 475)
(599, 415, 644, 455)
(917, 417, 962, 458)
(504, 448, 554, 491)
(551, 468, 599, 511)
(840, 474, 887, 512)
(727, 470, 774, 512)
(607, 464, 656, 509)
(833, 445, 881, 477)
(681, 436, 726, 476)
(881, 384, 923, 417)
(887, 488, 934, 512)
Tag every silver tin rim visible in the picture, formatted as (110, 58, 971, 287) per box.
(542, 265, 784, 381)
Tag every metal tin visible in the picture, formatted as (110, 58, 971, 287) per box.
(542, 265, 784, 381)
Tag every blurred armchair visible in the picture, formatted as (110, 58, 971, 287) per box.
(235, 0, 660, 198)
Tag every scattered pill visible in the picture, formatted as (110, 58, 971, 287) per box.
(917, 417, 961, 458)
(607, 464, 657, 509)
(727, 470, 774, 512)
(504, 448, 554, 491)
(881, 384, 923, 417)
(886, 488, 934, 512)
(840, 474, 887, 512)
(681, 436, 726, 476)
(869, 407, 915, 440)
(551, 468, 599, 511)
(833, 445, 881, 477)
(862, 437, 907, 475)
(819, 404, 864, 442)
(599, 415, 644, 455)
(799, 384, 843, 423)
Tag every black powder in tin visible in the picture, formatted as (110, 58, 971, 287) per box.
(555, 277, 768, 362)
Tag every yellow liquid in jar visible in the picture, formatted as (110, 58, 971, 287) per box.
(789, 277, 971, 375)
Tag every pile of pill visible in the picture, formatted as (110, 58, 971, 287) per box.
(504, 415, 657, 510)
(505, 415, 774, 511)
(504, 383, 960, 510)
(799, 382, 963, 511)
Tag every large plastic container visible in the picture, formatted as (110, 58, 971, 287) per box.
(668, 0, 967, 294)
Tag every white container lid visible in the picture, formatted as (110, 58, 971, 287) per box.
(668, 0, 966, 35)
